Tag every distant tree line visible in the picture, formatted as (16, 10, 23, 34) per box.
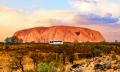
(4, 36, 23, 44)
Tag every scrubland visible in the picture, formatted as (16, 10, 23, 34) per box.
(0, 42, 120, 72)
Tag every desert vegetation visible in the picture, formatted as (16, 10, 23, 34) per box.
(0, 42, 120, 72)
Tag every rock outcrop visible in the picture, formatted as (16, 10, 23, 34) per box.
(14, 26, 105, 43)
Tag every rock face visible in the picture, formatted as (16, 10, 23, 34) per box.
(14, 26, 105, 43)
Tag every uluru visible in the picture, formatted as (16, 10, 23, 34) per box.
(13, 26, 105, 43)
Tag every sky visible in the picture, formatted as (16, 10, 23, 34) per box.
(0, 0, 120, 42)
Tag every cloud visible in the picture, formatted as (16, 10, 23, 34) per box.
(28, 9, 75, 25)
(0, 7, 75, 41)
(74, 14, 119, 25)
(71, 0, 97, 13)
(71, 0, 120, 17)
(0, 7, 75, 27)
(0, 7, 120, 42)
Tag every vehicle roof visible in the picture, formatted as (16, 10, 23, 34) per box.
(49, 40, 63, 41)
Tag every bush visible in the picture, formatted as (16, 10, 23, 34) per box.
(111, 54, 117, 60)
(92, 48, 102, 57)
(9, 61, 21, 70)
(37, 62, 57, 72)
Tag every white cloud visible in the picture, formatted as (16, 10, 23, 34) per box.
(28, 9, 75, 25)
(71, 0, 120, 17)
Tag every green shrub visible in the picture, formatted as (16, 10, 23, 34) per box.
(111, 54, 117, 60)
(37, 62, 57, 72)
(91, 48, 102, 56)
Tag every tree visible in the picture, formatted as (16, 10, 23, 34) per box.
(115, 40, 118, 43)
(30, 52, 41, 71)
(69, 48, 74, 64)
(69, 44, 75, 64)
(61, 45, 67, 65)
(9, 49, 25, 72)
(91, 46, 102, 57)
(4, 36, 23, 44)
(16, 49, 25, 72)
(12, 36, 23, 43)
(4, 37, 13, 44)
(9, 60, 21, 72)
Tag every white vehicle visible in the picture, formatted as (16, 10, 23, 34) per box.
(49, 40, 63, 44)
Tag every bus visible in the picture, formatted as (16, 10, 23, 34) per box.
(49, 40, 63, 44)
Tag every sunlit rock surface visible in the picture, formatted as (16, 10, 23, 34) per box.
(14, 26, 105, 43)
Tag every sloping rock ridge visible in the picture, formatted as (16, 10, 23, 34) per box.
(14, 26, 105, 43)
